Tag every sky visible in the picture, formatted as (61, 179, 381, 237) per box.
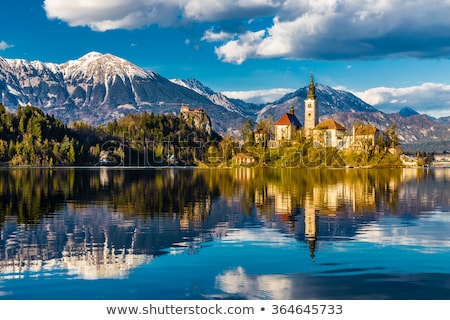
(1, 0, 450, 117)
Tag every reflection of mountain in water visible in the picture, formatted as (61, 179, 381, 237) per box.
(1, 167, 449, 281)
(0, 168, 215, 279)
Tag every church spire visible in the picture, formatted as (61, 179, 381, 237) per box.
(307, 73, 316, 99)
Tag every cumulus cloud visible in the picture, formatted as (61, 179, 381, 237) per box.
(44, 0, 183, 31)
(351, 83, 450, 118)
(201, 29, 236, 42)
(43, 0, 280, 31)
(183, 0, 280, 21)
(0, 41, 13, 50)
(214, 0, 450, 63)
(43, 0, 450, 63)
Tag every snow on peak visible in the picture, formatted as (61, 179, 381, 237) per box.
(171, 78, 215, 96)
(61, 52, 154, 83)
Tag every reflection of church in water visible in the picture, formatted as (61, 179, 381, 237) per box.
(254, 178, 379, 261)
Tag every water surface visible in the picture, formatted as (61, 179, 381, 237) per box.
(0, 167, 449, 299)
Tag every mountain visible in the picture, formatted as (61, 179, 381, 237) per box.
(170, 78, 261, 120)
(398, 107, 420, 117)
(1, 52, 450, 152)
(257, 83, 450, 152)
(256, 84, 378, 123)
(0, 52, 246, 133)
(170, 78, 245, 116)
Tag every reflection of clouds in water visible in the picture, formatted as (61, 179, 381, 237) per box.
(355, 212, 450, 252)
(222, 228, 295, 246)
(215, 266, 293, 300)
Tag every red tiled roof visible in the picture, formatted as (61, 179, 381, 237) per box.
(275, 113, 302, 127)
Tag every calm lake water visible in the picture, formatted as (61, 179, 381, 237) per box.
(0, 167, 449, 300)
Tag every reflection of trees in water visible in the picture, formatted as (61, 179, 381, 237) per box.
(0, 168, 446, 227)
(0, 167, 449, 279)
(0, 168, 217, 226)
(0, 168, 445, 228)
(0, 168, 220, 279)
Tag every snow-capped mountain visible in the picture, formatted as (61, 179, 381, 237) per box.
(1, 52, 450, 151)
(0, 52, 245, 132)
(256, 83, 450, 151)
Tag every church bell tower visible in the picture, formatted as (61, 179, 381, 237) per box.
(304, 73, 318, 138)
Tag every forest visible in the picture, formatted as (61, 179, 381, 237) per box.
(0, 104, 220, 166)
(0, 103, 404, 168)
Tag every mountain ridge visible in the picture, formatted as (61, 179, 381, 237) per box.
(0, 52, 246, 133)
(1, 52, 450, 152)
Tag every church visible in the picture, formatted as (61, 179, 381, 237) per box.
(271, 74, 379, 149)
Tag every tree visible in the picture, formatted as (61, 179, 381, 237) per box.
(241, 119, 254, 143)
(255, 116, 274, 137)
(384, 124, 399, 148)
(68, 141, 76, 163)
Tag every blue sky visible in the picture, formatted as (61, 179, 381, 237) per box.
(2, 0, 450, 117)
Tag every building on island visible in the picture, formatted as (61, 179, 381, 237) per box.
(179, 104, 212, 135)
(267, 74, 383, 151)
(352, 124, 380, 148)
(274, 106, 302, 142)
(233, 153, 255, 166)
(254, 128, 271, 144)
(313, 119, 347, 149)
(304, 74, 319, 138)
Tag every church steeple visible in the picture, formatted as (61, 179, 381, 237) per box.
(304, 73, 318, 138)
(307, 73, 316, 99)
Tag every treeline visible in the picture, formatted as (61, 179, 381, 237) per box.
(0, 104, 220, 166)
(102, 112, 221, 165)
(0, 104, 93, 165)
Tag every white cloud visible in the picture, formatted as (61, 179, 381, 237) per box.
(213, 0, 450, 63)
(215, 31, 266, 64)
(0, 41, 13, 50)
(351, 83, 450, 118)
(183, 0, 281, 21)
(222, 87, 294, 104)
(43, 0, 450, 63)
(201, 29, 235, 42)
(43, 0, 280, 31)
(44, 0, 183, 31)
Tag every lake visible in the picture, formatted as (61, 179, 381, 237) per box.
(0, 167, 449, 300)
